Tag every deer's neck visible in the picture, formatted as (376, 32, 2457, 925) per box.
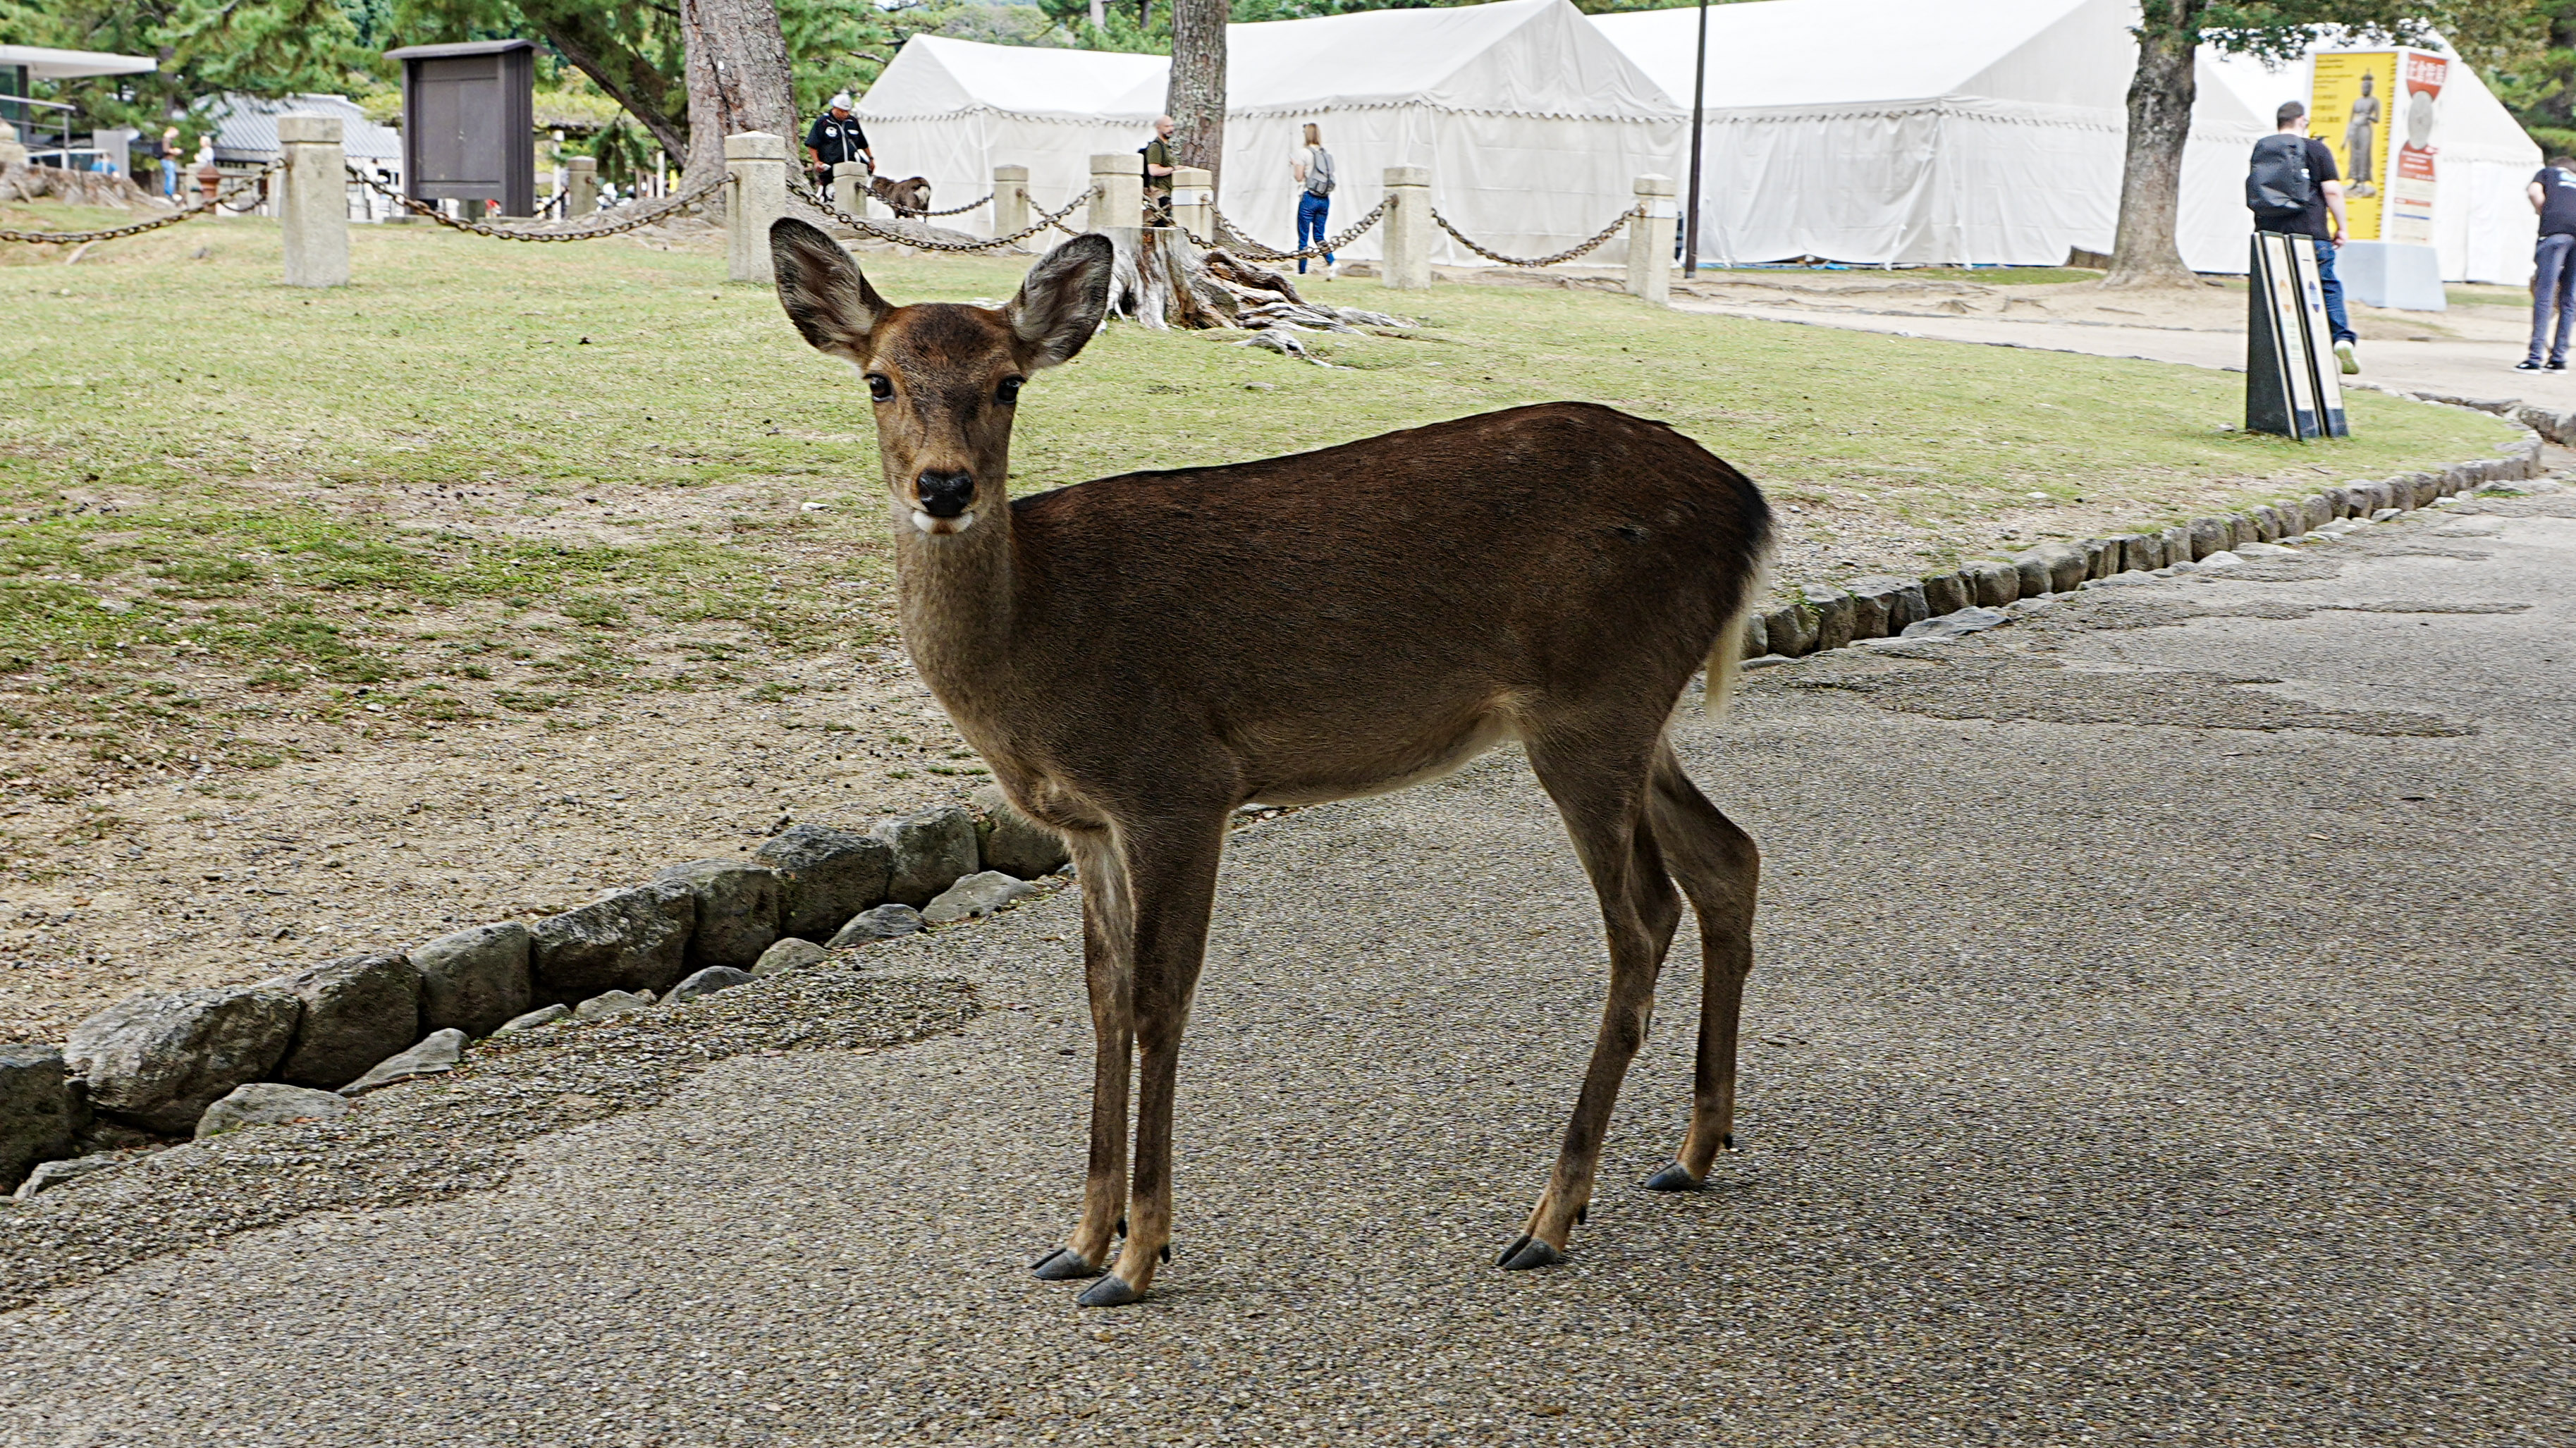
(893, 507, 1019, 716)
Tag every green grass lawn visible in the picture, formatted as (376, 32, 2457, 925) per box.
(1681, 264, 2107, 286)
(0, 211, 2517, 793)
(2447, 283, 2531, 309)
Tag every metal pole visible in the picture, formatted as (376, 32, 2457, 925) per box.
(1683, 0, 1708, 277)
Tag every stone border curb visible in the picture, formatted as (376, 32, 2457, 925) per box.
(1736, 418, 2541, 668)
(5, 790, 1075, 1196)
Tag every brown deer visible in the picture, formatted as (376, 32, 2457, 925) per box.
(869, 173, 932, 216)
(767, 218, 1773, 1307)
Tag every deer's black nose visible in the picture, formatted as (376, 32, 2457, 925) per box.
(916, 471, 975, 518)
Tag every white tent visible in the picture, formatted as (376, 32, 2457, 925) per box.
(1593, 0, 2273, 271)
(1594, 0, 2539, 281)
(854, 38, 1165, 229)
(857, 0, 1683, 264)
(2199, 43, 2540, 284)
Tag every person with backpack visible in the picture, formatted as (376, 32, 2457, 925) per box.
(1290, 123, 1337, 279)
(1143, 116, 1177, 228)
(2517, 157, 2576, 372)
(2247, 99, 2358, 375)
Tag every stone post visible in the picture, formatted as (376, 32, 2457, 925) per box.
(1626, 173, 1675, 305)
(832, 159, 869, 221)
(0, 120, 26, 168)
(993, 164, 1029, 240)
(1380, 165, 1432, 290)
(1088, 152, 1142, 232)
(725, 131, 789, 284)
(278, 113, 349, 288)
(1168, 166, 1213, 242)
(565, 156, 597, 218)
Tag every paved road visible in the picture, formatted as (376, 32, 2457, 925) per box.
(4, 492, 2572, 1445)
(1671, 297, 2576, 408)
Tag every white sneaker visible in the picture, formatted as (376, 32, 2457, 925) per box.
(1325, 261, 1339, 281)
(2334, 339, 2358, 375)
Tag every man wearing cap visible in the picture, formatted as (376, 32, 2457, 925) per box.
(805, 93, 872, 189)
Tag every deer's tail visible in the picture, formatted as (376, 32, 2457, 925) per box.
(1703, 564, 1768, 720)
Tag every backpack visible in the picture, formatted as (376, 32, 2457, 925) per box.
(2245, 133, 2313, 219)
(1304, 146, 1335, 197)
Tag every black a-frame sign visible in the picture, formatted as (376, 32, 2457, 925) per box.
(2247, 233, 2349, 440)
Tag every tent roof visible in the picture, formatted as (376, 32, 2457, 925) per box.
(1224, 0, 1674, 118)
(0, 44, 157, 81)
(863, 0, 1676, 123)
(1592, 0, 2114, 111)
(859, 35, 1165, 122)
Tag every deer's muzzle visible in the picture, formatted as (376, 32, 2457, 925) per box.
(916, 470, 976, 521)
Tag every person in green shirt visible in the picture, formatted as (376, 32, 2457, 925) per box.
(1143, 115, 1176, 226)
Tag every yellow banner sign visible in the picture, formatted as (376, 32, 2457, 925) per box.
(2311, 49, 2447, 245)
(2310, 51, 2398, 240)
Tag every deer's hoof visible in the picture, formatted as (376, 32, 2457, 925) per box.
(1641, 1161, 1703, 1192)
(1495, 1234, 1564, 1272)
(1076, 1274, 1145, 1308)
(1031, 1247, 1103, 1281)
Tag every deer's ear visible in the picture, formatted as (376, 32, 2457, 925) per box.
(1007, 233, 1114, 371)
(770, 218, 890, 364)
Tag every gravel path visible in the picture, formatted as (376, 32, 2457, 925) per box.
(1, 493, 2570, 1445)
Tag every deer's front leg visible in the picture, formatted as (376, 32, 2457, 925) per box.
(1034, 830, 1133, 1282)
(1077, 813, 1227, 1308)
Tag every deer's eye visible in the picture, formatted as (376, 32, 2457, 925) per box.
(864, 374, 893, 403)
(996, 376, 1024, 406)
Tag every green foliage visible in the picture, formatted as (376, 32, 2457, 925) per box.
(2163, 0, 2541, 66)
(2492, 0, 2576, 157)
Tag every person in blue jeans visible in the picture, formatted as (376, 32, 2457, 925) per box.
(2520, 157, 2576, 372)
(2252, 100, 2359, 374)
(1289, 123, 1336, 278)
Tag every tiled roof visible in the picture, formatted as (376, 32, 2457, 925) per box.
(198, 92, 403, 164)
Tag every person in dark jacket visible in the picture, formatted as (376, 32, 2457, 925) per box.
(805, 93, 872, 188)
(2519, 157, 2576, 372)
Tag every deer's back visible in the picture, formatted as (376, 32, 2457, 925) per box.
(998, 403, 1768, 783)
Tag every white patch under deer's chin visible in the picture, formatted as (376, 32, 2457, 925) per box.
(911, 509, 977, 536)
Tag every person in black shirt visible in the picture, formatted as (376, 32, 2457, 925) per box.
(804, 93, 872, 189)
(2519, 157, 2576, 372)
(2254, 100, 2358, 374)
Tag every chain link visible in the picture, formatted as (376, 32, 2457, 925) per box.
(1195, 197, 1390, 262)
(787, 174, 1093, 252)
(888, 190, 995, 218)
(343, 166, 728, 242)
(0, 164, 281, 245)
(1430, 204, 1638, 269)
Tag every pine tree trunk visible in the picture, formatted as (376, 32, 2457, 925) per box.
(1166, 0, 1228, 195)
(2103, 0, 2207, 289)
(677, 0, 799, 203)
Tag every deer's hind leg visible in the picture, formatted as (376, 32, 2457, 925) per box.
(1500, 732, 1686, 1270)
(1638, 741, 1760, 1191)
(1033, 827, 1134, 1282)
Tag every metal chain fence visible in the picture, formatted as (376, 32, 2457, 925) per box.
(1197, 197, 1391, 263)
(0, 164, 283, 245)
(1430, 204, 1639, 269)
(786, 175, 1094, 253)
(887, 190, 995, 219)
(345, 166, 729, 242)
